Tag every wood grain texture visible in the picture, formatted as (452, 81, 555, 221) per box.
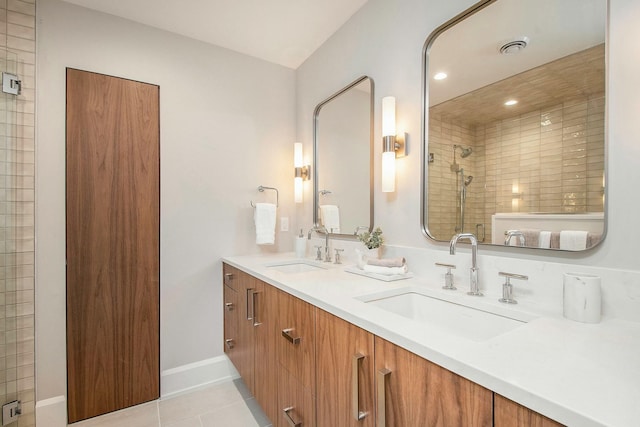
(316, 309, 374, 427)
(276, 290, 316, 392)
(253, 280, 279, 424)
(277, 370, 316, 427)
(223, 284, 238, 356)
(494, 394, 564, 427)
(374, 337, 493, 427)
(235, 269, 256, 395)
(66, 68, 160, 423)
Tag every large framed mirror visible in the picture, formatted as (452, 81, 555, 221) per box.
(421, 0, 607, 251)
(314, 76, 374, 238)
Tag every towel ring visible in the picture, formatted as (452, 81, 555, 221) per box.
(319, 189, 332, 196)
(250, 185, 279, 207)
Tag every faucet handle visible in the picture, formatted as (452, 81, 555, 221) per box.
(334, 248, 344, 264)
(435, 262, 456, 290)
(498, 272, 528, 304)
(314, 245, 323, 261)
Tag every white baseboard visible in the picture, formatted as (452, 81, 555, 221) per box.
(161, 354, 239, 398)
(35, 395, 67, 427)
(33, 356, 237, 425)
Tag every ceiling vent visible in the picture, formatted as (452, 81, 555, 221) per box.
(499, 37, 530, 55)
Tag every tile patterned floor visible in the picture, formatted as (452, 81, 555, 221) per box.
(70, 380, 271, 427)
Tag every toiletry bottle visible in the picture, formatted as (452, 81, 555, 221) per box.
(295, 229, 306, 258)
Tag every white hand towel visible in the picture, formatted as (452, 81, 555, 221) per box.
(539, 231, 551, 249)
(254, 203, 276, 245)
(559, 230, 588, 251)
(320, 205, 340, 233)
(366, 257, 406, 268)
(363, 264, 408, 276)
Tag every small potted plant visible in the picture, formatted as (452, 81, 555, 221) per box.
(357, 227, 384, 262)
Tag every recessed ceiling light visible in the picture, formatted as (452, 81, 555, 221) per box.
(504, 99, 518, 106)
(433, 72, 448, 80)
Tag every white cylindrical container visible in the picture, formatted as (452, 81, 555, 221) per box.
(563, 272, 601, 323)
(295, 236, 306, 258)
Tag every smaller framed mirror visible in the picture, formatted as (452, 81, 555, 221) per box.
(313, 76, 374, 238)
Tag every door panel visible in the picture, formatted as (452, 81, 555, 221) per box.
(66, 68, 160, 423)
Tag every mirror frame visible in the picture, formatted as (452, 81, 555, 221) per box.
(313, 75, 375, 239)
(420, 0, 608, 251)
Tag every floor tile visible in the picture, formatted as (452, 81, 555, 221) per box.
(199, 400, 259, 427)
(161, 417, 201, 427)
(158, 382, 243, 425)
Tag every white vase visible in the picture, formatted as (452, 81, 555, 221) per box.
(356, 247, 381, 268)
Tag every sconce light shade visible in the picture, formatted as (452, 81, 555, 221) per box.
(294, 142, 310, 203)
(381, 151, 396, 192)
(382, 96, 396, 137)
(381, 96, 406, 193)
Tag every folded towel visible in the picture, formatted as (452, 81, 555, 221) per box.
(539, 231, 552, 248)
(550, 232, 561, 249)
(363, 264, 408, 276)
(586, 232, 602, 248)
(521, 229, 540, 247)
(320, 205, 340, 233)
(560, 230, 588, 251)
(254, 203, 276, 245)
(367, 257, 406, 268)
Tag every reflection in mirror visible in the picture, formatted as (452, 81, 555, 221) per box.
(314, 76, 373, 238)
(422, 0, 606, 251)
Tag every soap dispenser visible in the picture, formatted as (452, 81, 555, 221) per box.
(295, 229, 306, 258)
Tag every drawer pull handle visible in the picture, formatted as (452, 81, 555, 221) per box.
(224, 338, 234, 349)
(225, 302, 234, 311)
(377, 368, 391, 427)
(252, 290, 261, 327)
(246, 288, 255, 321)
(352, 353, 367, 420)
(224, 273, 234, 284)
(283, 406, 302, 427)
(281, 328, 301, 345)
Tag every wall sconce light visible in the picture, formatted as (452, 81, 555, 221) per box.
(294, 142, 310, 203)
(381, 96, 406, 193)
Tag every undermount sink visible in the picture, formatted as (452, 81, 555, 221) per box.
(265, 259, 327, 274)
(357, 287, 533, 342)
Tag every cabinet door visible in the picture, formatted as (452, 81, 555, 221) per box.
(228, 268, 256, 394)
(278, 371, 316, 427)
(253, 279, 278, 424)
(223, 284, 239, 360)
(316, 310, 374, 427)
(374, 337, 492, 427)
(494, 394, 564, 427)
(277, 291, 316, 391)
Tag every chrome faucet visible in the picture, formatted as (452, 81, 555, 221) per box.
(504, 230, 525, 246)
(308, 225, 332, 262)
(449, 233, 482, 296)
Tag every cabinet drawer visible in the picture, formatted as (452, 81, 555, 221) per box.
(223, 263, 239, 291)
(223, 284, 238, 345)
(277, 291, 316, 391)
(278, 372, 315, 427)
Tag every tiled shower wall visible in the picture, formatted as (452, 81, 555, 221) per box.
(0, 0, 36, 426)
(428, 94, 605, 242)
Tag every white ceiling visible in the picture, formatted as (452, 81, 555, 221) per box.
(61, 0, 369, 69)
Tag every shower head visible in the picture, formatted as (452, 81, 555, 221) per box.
(464, 175, 473, 186)
(460, 147, 473, 158)
(453, 144, 473, 158)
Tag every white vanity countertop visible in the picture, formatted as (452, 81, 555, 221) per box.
(223, 253, 640, 427)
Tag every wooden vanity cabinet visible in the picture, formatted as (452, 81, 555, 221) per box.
(316, 310, 375, 427)
(222, 264, 278, 423)
(494, 394, 564, 427)
(276, 290, 317, 427)
(374, 336, 493, 427)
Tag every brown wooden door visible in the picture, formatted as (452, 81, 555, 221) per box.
(253, 280, 278, 424)
(374, 337, 493, 426)
(316, 309, 375, 427)
(66, 68, 160, 423)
